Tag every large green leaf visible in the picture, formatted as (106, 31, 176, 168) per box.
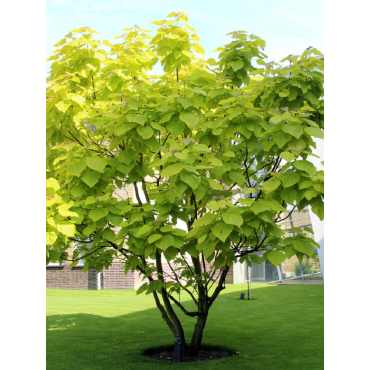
(85, 196, 96, 205)
(102, 228, 116, 242)
(81, 169, 100, 188)
(118, 151, 134, 165)
(211, 223, 233, 242)
(280, 188, 297, 205)
(284, 245, 296, 259)
(136, 283, 148, 295)
(208, 178, 223, 190)
(143, 137, 161, 152)
(280, 172, 300, 188)
(280, 151, 295, 162)
(238, 198, 254, 207)
(263, 199, 285, 212)
(202, 243, 216, 259)
(89, 208, 109, 222)
(282, 124, 304, 139)
(159, 113, 173, 124)
(180, 171, 201, 190)
(208, 158, 223, 166)
(87, 157, 107, 173)
(261, 178, 281, 192)
(229, 170, 245, 186)
(106, 214, 123, 226)
(305, 127, 324, 139)
(250, 200, 267, 214)
(223, 208, 243, 227)
(135, 224, 153, 237)
(115, 122, 137, 136)
(293, 160, 317, 177)
(250, 254, 262, 264)
(177, 98, 194, 109)
(127, 114, 146, 125)
(266, 250, 286, 267)
(68, 161, 87, 177)
(312, 200, 324, 221)
(58, 204, 79, 218)
(155, 234, 174, 251)
(233, 60, 244, 71)
(303, 91, 319, 105)
(274, 132, 292, 148)
(194, 212, 217, 227)
(192, 42, 205, 54)
(293, 239, 315, 257)
(166, 120, 185, 136)
(228, 108, 243, 121)
(175, 149, 189, 161)
(162, 163, 184, 178)
(148, 234, 161, 244)
(83, 223, 96, 236)
(48, 249, 61, 263)
(206, 200, 230, 212)
(179, 112, 199, 127)
(55, 221, 76, 237)
(46, 232, 58, 246)
(71, 184, 86, 197)
(137, 126, 154, 139)
(193, 144, 210, 152)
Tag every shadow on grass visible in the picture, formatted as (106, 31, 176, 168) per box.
(47, 284, 324, 370)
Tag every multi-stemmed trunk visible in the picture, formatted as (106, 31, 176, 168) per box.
(151, 251, 230, 357)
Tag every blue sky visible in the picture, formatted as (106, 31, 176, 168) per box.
(46, 0, 324, 75)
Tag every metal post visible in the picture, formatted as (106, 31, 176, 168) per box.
(249, 265, 251, 300)
(298, 260, 305, 280)
(277, 264, 283, 284)
(97, 271, 101, 290)
(174, 337, 182, 363)
(246, 264, 250, 300)
(288, 213, 305, 280)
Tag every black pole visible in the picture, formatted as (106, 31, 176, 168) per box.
(174, 337, 182, 363)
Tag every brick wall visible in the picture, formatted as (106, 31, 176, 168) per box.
(100, 264, 143, 290)
(225, 263, 234, 284)
(46, 264, 98, 290)
(46, 258, 229, 290)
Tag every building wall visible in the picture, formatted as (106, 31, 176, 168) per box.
(100, 264, 142, 290)
(46, 265, 98, 290)
(46, 259, 225, 290)
(225, 264, 234, 284)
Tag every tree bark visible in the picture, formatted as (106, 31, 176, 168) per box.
(190, 313, 208, 356)
(155, 250, 189, 355)
(150, 253, 230, 357)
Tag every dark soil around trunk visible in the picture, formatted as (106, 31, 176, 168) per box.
(144, 348, 235, 362)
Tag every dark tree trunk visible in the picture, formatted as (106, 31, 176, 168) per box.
(150, 252, 231, 359)
(190, 313, 208, 356)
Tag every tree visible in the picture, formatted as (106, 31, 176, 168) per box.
(46, 12, 324, 356)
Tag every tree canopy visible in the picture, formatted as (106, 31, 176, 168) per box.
(46, 12, 324, 356)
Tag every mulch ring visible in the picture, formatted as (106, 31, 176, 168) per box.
(145, 348, 235, 362)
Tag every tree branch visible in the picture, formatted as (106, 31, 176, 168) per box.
(167, 294, 200, 316)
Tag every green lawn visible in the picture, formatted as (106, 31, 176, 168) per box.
(47, 284, 323, 370)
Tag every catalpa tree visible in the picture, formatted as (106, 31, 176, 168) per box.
(46, 12, 324, 356)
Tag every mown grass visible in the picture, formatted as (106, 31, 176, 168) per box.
(47, 284, 323, 370)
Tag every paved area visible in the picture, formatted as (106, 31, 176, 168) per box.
(270, 280, 324, 285)
(250, 280, 324, 285)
